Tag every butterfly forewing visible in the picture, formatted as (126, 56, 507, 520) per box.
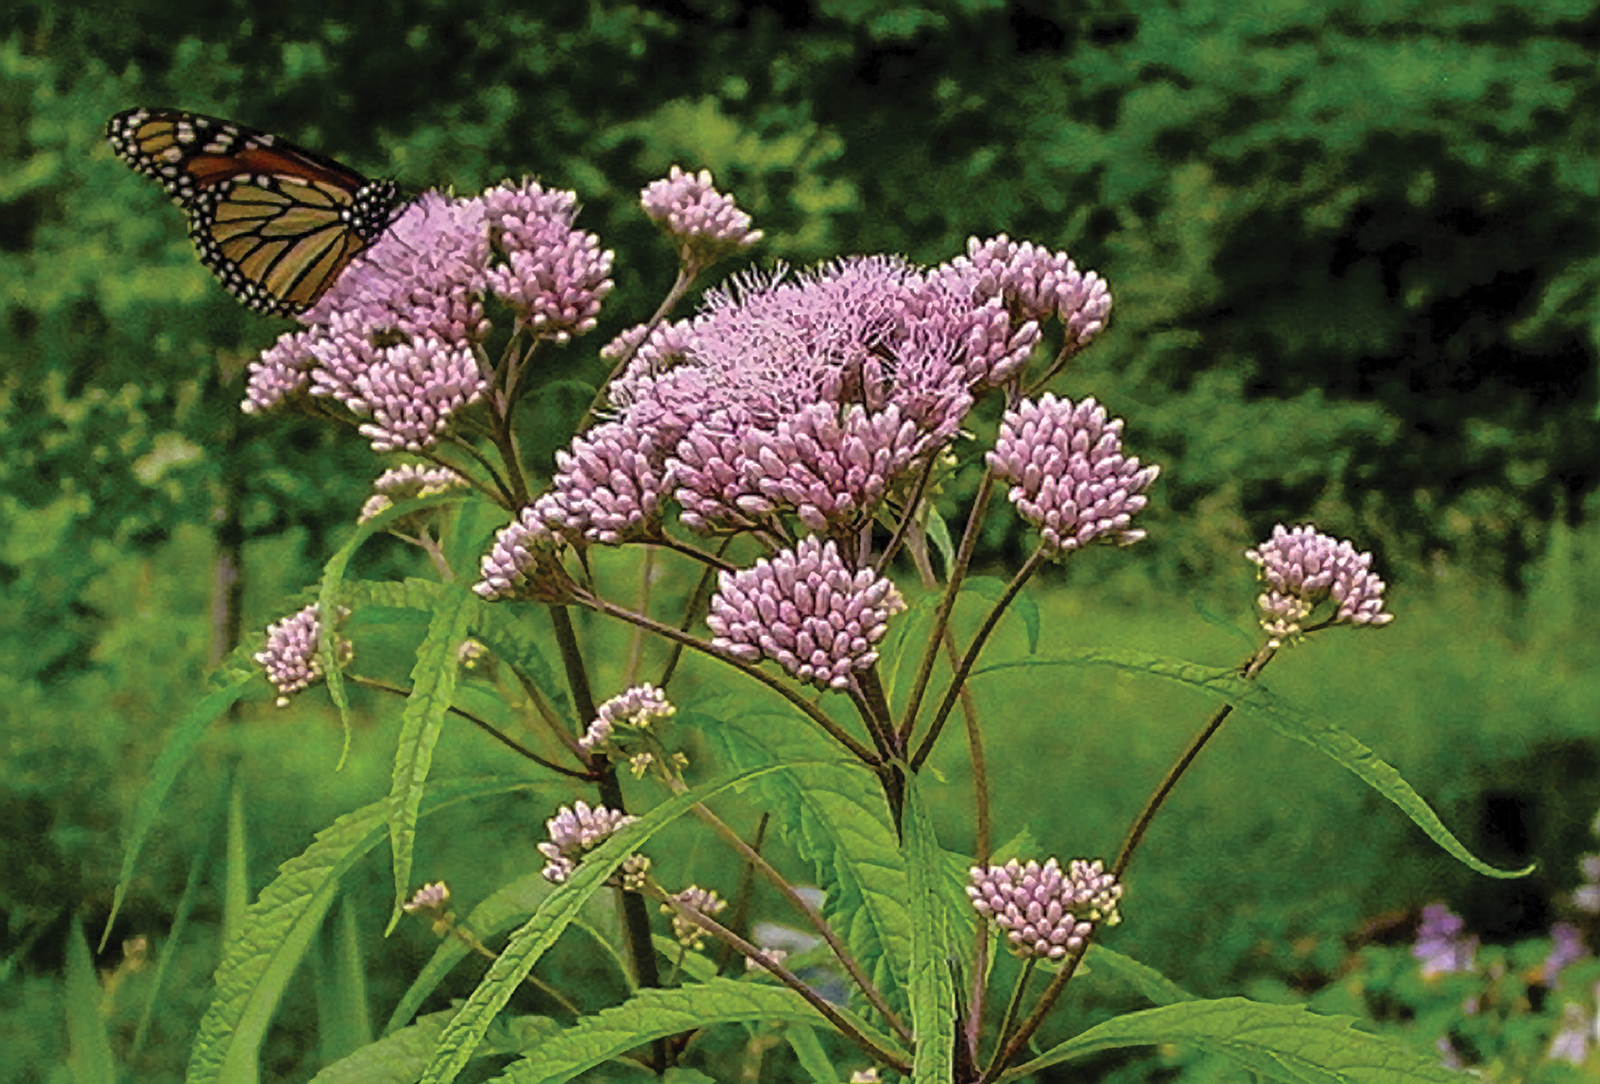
(106, 107, 400, 315)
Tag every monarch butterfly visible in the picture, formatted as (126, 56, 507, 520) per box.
(106, 107, 402, 316)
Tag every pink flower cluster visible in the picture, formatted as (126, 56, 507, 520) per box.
(1244, 524, 1393, 639)
(967, 858, 1124, 960)
(253, 604, 351, 706)
(538, 801, 638, 884)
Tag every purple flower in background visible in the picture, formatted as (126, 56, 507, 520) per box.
(1575, 853, 1600, 914)
(641, 166, 763, 268)
(1544, 922, 1589, 986)
(1245, 524, 1393, 641)
(1548, 1001, 1592, 1065)
(941, 234, 1112, 345)
(253, 604, 351, 707)
(988, 394, 1160, 556)
(706, 536, 906, 690)
(1413, 903, 1477, 977)
(538, 801, 638, 884)
(967, 858, 1124, 960)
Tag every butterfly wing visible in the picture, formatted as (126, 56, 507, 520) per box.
(106, 108, 399, 315)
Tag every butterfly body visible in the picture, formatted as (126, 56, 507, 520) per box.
(106, 108, 400, 315)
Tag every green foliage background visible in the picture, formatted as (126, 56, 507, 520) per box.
(0, 0, 1597, 1080)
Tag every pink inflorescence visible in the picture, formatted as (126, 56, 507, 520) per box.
(241, 181, 615, 451)
(663, 884, 728, 948)
(641, 166, 763, 267)
(1244, 524, 1393, 640)
(253, 604, 350, 706)
(967, 858, 1124, 960)
(473, 507, 564, 602)
(988, 394, 1160, 555)
(706, 536, 906, 690)
(538, 801, 639, 884)
(527, 419, 679, 545)
(359, 464, 468, 523)
(401, 881, 450, 914)
(581, 683, 677, 752)
(942, 234, 1112, 345)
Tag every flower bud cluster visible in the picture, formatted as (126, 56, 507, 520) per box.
(1244, 524, 1393, 640)
(254, 604, 351, 706)
(581, 684, 677, 752)
(707, 537, 906, 690)
(484, 180, 615, 342)
(528, 419, 677, 544)
(988, 395, 1160, 555)
(641, 166, 763, 267)
(473, 508, 565, 602)
(538, 801, 638, 884)
(967, 858, 1124, 960)
(359, 463, 470, 523)
(663, 884, 728, 949)
(945, 234, 1112, 344)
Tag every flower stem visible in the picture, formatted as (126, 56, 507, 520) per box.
(983, 958, 1036, 1079)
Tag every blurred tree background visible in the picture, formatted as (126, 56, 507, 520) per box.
(1, 0, 1597, 1080)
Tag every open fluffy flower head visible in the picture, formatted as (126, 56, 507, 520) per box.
(538, 801, 638, 884)
(706, 536, 906, 690)
(967, 858, 1124, 960)
(254, 604, 351, 706)
(641, 166, 763, 268)
(1245, 524, 1393, 640)
(988, 395, 1159, 555)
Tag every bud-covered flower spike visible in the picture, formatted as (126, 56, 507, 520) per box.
(988, 395, 1160, 556)
(967, 858, 1124, 960)
(707, 537, 907, 690)
(529, 419, 678, 545)
(538, 801, 639, 885)
(483, 179, 615, 342)
(473, 508, 572, 602)
(641, 166, 763, 270)
(359, 464, 470, 524)
(254, 604, 352, 707)
(663, 884, 728, 949)
(580, 683, 677, 752)
(1244, 524, 1393, 643)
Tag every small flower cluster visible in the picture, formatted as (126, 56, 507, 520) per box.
(538, 801, 638, 884)
(1412, 902, 1478, 977)
(580, 683, 677, 752)
(243, 180, 614, 452)
(945, 234, 1113, 344)
(358, 464, 469, 523)
(1245, 524, 1393, 641)
(707, 537, 906, 690)
(662, 884, 728, 949)
(402, 881, 450, 915)
(253, 604, 351, 706)
(473, 507, 565, 602)
(988, 395, 1160, 555)
(641, 165, 763, 268)
(967, 858, 1124, 960)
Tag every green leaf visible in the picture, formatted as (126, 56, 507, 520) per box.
(962, 575, 1039, 653)
(317, 897, 373, 1062)
(224, 776, 251, 958)
(785, 1022, 838, 1084)
(339, 577, 449, 612)
(492, 979, 902, 1084)
(1082, 945, 1197, 1006)
(978, 649, 1530, 879)
(99, 671, 250, 950)
(922, 503, 956, 578)
(902, 776, 956, 1084)
(312, 1010, 454, 1084)
(652, 934, 720, 985)
(420, 762, 811, 1084)
(443, 493, 514, 584)
(387, 587, 475, 932)
(697, 715, 911, 1011)
(384, 871, 553, 1036)
(185, 777, 541, 1084)
(64, 917, 116, 1084)
(998, 997, 1463, 1084)
(130, 836, 208, 1063)
(466, 599, 570, 720)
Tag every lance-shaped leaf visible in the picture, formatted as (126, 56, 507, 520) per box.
(998, 997, 1463, 1084)
(979, 650, 1530, 878)
(387, 586, 474, 931)
(185, 777, 542, 1084)
(902, 775, 956, 1084)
